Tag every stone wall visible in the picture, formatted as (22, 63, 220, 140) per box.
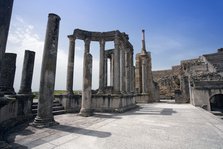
(153, 66, 181, 98)
(55, 94, 136, 113)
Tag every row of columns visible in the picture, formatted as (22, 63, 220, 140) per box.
(66, 33, 134, 95)
(65, 31, 135, 116)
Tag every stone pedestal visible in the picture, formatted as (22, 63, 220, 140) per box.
(18, 50, 35, 94)
(0, 53, 16, 95)
(33, 13, 60, 128)
(16, 94, 34, 118)
(79, 52, 93, 117)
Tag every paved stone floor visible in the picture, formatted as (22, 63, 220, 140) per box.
(8, 103, 223, 149)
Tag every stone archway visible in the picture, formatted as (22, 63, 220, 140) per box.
(210, 94, 223, 111)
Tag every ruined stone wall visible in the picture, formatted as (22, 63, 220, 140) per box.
(153, 66, 181, 98)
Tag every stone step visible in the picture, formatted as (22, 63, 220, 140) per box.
(32, 106, 64, 113)
(32, 109, 67, 117)
(32, 101, 61, 108)
(211, 111, 223, 116)
(32, 100, 66, 116)
(52, 110, 66, 115)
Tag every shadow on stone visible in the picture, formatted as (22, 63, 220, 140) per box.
(50, 124, 111, 138)
(122, 106, 177, 116)
(93, 113, 122, 119)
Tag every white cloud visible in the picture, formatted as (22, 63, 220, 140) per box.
(7, 16, 100, 92)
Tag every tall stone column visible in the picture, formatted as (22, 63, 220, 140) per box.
(0, 53, 16, 95)
(33, 13, 61, 128)
(104, 55, 107, 88)
(113, 33, 120, 93)
(0, 0, 14, 93)
(135, 53, 142, 93)
(125, 50, 130, 93)
(141, 57, 148, 93)
(80, 38, 93, 117)
(98, 39, 105, 93)
(66, 35, 75, 95)
(110, 54, 114, 86)
(130, 50, 135, 93)
(120, 45, 126, 93)
(18, 50, 35, 94)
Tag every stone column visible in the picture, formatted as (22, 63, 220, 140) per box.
(33, 13, 61, 128)
(98, 39, 105, 93)
(80, 38, 93, 117)
(66, 35, 75, 95)
(130, 50, 135, 93)
(110, 53, 114, 86)
(0, 0, 14, 94)
(120, 45, 126, 93)
(135, 53, 141, 93)
(141, 57, 148, 93)
(18, 50, 35, 94)
(125, 50, 130, 93)
(0, 53, 16, 95)
(113, 33, 120, 93)
(104, 55, 107, 88)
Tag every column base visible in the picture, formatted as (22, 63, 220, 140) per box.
(97, 89, 104, 94)
(31, 116, 59, 128)
(79, 108, 93, 117)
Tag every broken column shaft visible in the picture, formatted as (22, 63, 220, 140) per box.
(0, 53, 16, 95)
(33, 13, 60, 127)
(18, 50, 35, 94)
(80, 38, 93, 117)
(66, 35, 75, 95)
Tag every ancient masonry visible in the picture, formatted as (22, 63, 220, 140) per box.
(1, 0, 223, 147)
(153, 48, 223, 110)
(0, 1, 160, 141)
(135, 30, 159, 103)
(65, 29, 137, 116)
(32, 13, 61, 127)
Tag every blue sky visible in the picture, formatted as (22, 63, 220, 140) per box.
(6, 0, 223, 91)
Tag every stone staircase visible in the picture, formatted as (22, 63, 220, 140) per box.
(211, 110, 223, 120)
(32, 100, 66, 117)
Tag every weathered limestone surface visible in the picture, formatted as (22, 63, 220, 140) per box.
(113, 33, 120, 93)
(18, 50, 35, 94)
(98, 39, 105, 93)
(80, 51, 93, 117)
(66, 29, 136, 114)
(135, 30, 158, 102)
(0, 53, 17, 95)
(66, 35, 75, 95)
(153, 66, 181, 98)
(0, 0, 14, 82)
(33, 13, 60, 128)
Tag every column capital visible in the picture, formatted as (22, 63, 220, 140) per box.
(84, 38, 91, 44)
(68, 35, 76, 41)
(99, 38, 105, 43)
